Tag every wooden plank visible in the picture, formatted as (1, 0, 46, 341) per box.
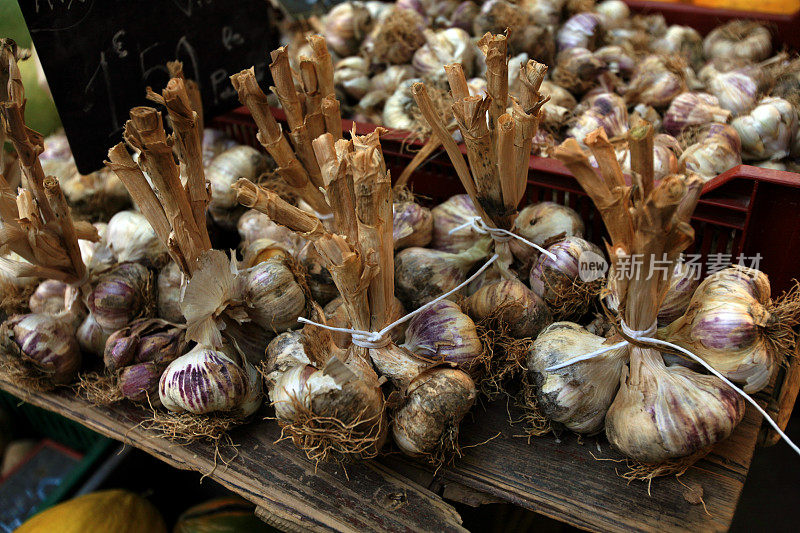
(382, 401, 761, 533)
(0, 378, 465, 533)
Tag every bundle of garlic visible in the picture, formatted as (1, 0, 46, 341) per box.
(0, 39, 99, 389)
(236, 117, 481, 464)
(525, 122, 799, 476)
(104, 75, 263, 434)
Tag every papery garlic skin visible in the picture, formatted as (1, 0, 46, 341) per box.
(557, 13, 604, 52)
(5, 313, 81, 385)
(527, 322, 627, 434)
(76, 314, 111, 357)
(652, 26, 704, 70)
(392, 367, 476, 457)
(157, 262, 184, 324)
(207, 146, 267, 229)
(237, 209, 304, 252)
(393, 200, 433, 250)
(732, 97, 799, 161)
(359, 65, 415, 110)
(118, 362, 163, 403)
(382, 79, 420, 131)
(605, 348, 744, 463)
(553, 47, 605, 95)
(243, 258, 306, 334)
(529, 237, 605, 304)
(334, 57, 371, 100)
(663, 92, 730, 136)
(431, 194, 488, 253)
(615, 134, 682, 181)
(568, 92, 629, 143)
(703, 21, 771, 64)
(264, 331, 312, 390)
(413, 28, 474, 84)
(324, 2, 374, 57)
(707, 71, 758, 116)
(595, 1, 629, 27)
(105, 211, 167, 266)
(510, 202, 584, 269)
(593, 46, 635, 79)
(659, 266, 779, 393)
(466, 279, 552, 339)
(657, 261, 699, 326)
(395, 242, 489, 309)
(88, 262, 155, 332)
(29, 280, 68, 316)
(625, 56, 686, 108)
(401, 300, 482, 366)
(159, 343, 261, 417)
(679, 123, 742, 182)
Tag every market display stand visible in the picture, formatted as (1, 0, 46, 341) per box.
(0, 376, 761, 532)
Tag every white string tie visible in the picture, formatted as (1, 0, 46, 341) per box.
(449, 216, 558, 261)
(298, 253, 501, 350)
(545, 320, 800, 457)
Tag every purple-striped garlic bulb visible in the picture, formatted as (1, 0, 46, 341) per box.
(76, 314, 111, 357)
(553, 47, 605, 95)
(568, 92, 628, 143)
(557, 13, 605, 52)
(29, 280, 68, 316)
(658, 261, 700, 326)
(703, 21, 771, 65)
(530, 237, 606, 320)
(465, 279, 552, 338)
(237, 209, 304, 252)
(605, 348, 745, 463)
(732, 97, 799, 161)
(658, 266, 794, 393)
(679, 123, 742, 182)
(104, 318, 189, 403)
(392, 367, 476, 458)
(242, 258, 306, 335)
(324, 2, 374, 57)
(526, 322, 627, 434)
(2, 313, 81, 385)
(394, 200, 433, 250)
(157, 261, 184, 324)
(663, 92, 730, 136)
(593, 46, 635, 79)
(706, 70, 759, 117)
(395, 241, 491, 309)
(159, 343, 262, 417)
(652, 26, 704, 70)
(625, 55, 687, 108)
(88, 262, 155, 332)
(510, 202, 585, 271)
(401, 300, 482, 367)
(430, 194, 488, 253)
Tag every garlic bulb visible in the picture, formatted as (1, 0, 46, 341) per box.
(359, 65, 415, 110)
(401, 300, 482, 366)
(160, 343, 261, 417)
(473, 0, 555, 62)
(237, 209, 304, 252)
(568, 92, 628, 143)
(361, 7, 426, 65)
(557, 13, 604, 52)
(105, 211, 167, 266)
(530, 236, 605, 319)
(324, 2, 374, 57)
(616, 134, 682, 181)
(392, 367, 476, 458)
(263, 331, 312, 390)
(519, 0, 564, 27)
(334, 57, 371, 100)
(659, 266, 789, 393)
(732, 97, 798, 161)
(243, 258, 306, 335)
(395, 241, 490, 309)
(706, 70, 759, 116)
(510, 202, 585, 270)
(104, 318, 188, 372)
(382, 79, 420, 131)
(80, 222, 114, 272)
(394, 200, 433, 250)
(202, 128, 238, 166)
(466, 279, 552, 339)
(553, 48, 604, 95)
(157, 261, 184, 324)
(3, 313, 81, 385)
(207, 145, 267, 212)
(297, 244, 339, 307)
(241, 238, 289, 268)
(526, 322, 626, 434)
(76, 314, 111, 357)
(412, 28, 474, 83)
(605, 348, 744, 463)
(270, 358, 386, 459)
(593, 46, 635, 79)
(658, 261, 699, 326)
(448, 1, 480, 32)
(88, 262, 155, 332)
(652, 26, 704, 71)
(679, 124, 742, 182)
(29, 280, 68, 316)
(540, 81, 577, 110)
(595, 0, 629, 27)
(430, 194, 488, 253)
(625, 56, 687, 108)
(703, 21, 771, 64)
(663, 92, 731, 136)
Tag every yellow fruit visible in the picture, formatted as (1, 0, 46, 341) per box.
(16, 489, 166, 533)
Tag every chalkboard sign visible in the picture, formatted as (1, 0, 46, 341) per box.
(19, 0, 278, 174)
(270, 0, 344, 17)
